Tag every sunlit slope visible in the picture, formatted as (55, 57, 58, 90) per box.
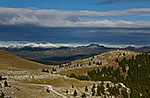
(0, 50, 51, 70)
(59, 50, 138, 75)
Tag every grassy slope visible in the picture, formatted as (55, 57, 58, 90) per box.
(0, 50, 51, 70)
(0, 50, 139, 98)
(0, 50, 91, 87)
(59, 50, 138, 76)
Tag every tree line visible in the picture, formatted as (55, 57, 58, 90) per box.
(69, 53, 150, 97)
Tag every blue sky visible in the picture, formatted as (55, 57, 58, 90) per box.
(0, 0, 150, 44)
(0, 0, 150, 27)
(0, 0, 150, 11)
(0, 0, 150, 21)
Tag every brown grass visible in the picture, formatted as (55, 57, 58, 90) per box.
(59, 50, 138, 76)
(0, 50, 52, 70)
(23, 77, 92, 87)
(59, 67, 100, 76)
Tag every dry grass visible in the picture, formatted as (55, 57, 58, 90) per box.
(59, 50, 138, 76)
(59, 67, 99, 76)
(23, 77, 92, 88)
(3, 79, 55, 98)
(0, 50, 139, 98)
(0, 50, 52, 70)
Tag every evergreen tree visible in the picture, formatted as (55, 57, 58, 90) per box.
(92, 84, 95, 88)
(0, 92, 4, 98)
(89, 62, 91, 66)
(73, 90, 77, 97)
(42, 68, 45, 72)
(46, 89, 50, 93)
(0, 76, 2, 81)
(123, 53, 126, 56)
(97, 84, 101, 96)
(72, 85, 74, 88)
(115, 58, 119, 63)
(106, 83, 109, 88)
(92, 88, 95, 96)
(70, 73, 76, 78)
(4, 81, 8, 87)
(66, 90, 68, 93)
(52, 68, 56, 71)
(85, 86, 88, 92)
(67, 53, 150, 97)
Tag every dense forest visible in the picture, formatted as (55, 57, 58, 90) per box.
(69, 53, 150, 97)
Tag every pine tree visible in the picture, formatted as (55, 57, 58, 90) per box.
(46, 89, 50, 93)
(52, 68, 56, 71)
(106, 83, 109, 88)
(0, 76, 2, 81)
(92, 88, 95, 96)
(116, 58, 119, 63)
(70, 73, 76, 78)
(73, 90, 77, 97)
(85, 86, 88, 92)
(72, 85, 74, 88)
(97, 84, 101, 96)
(42, 68, 45, 72)
(89, 62, 91, 66)
(92, 84, 95, 88)
(66, 90, 68, 93)
(0, 92, 4, 98)
(4, 81, 8, 87)
(123, 53, 126, 56)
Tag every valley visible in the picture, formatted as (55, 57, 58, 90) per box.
(1, 49, 148, 98)
(1, 43, 150, 65)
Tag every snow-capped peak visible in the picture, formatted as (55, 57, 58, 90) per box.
(0, 44, 8, 48)
(0, 43, 73, 49)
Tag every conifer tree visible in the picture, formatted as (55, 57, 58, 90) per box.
(85, 86, 88, 92)
(115, 58, 119, 63)
(66, 90, 68, 93)
(92, 88, 95, 96)
(73, 90, 77, 97)
(0, 76, 2, 81)
(0, 92, 4, 98)
(4, 81, 8, 87)
(89, 62, 91, 66)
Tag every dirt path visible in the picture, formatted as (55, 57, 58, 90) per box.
(27, 83, 67, 98)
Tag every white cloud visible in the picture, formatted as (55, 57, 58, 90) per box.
(0, 7, 150, 27)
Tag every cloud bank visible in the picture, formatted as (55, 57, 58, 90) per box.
(97, 0, 150, 5)
(0, 7, 150, 28)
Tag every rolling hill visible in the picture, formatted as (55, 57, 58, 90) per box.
(58, 50, 137, 76)
(0, 49, 149, 98)
(0, 50, 51, 70)
(1, 43, 149, 65)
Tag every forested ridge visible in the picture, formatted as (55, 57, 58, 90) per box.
(69, 53, 150, 97)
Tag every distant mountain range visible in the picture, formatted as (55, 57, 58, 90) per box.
(0, 43, 73, 49)
(0, 43, 150, 65)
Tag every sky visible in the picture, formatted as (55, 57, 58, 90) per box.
(0, 0, 150, 27)
(0, 0, 150, 11)
(0, 0, 150, 44)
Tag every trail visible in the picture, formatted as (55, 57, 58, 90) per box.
(27, 83, 67, 98)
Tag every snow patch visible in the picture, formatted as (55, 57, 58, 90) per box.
(0, 43, 73, 49)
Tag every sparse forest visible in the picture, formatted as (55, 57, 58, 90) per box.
(69, 53, 150, 97)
